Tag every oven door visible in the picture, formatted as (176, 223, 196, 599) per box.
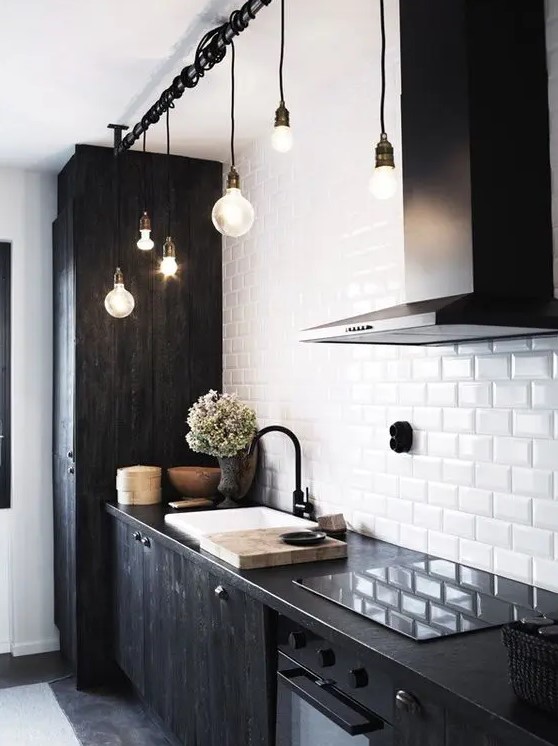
(276, 653, 393, 746)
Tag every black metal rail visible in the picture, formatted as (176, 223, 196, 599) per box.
(117, 0, 273, 154)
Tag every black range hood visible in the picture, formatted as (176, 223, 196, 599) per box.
(302, 0, 557, 346)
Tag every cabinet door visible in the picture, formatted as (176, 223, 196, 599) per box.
(445, 715, 502, 746)
(111, 519, 145, 694)
(143, 537, 196, 743)
(193, 566, 275, 746)
(394, 689, 445, 746)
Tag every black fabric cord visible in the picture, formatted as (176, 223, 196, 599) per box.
(379, 0, 386, 135)
(166, 105, 172, 235)
(230, 39, 236, 168)
(279, 0, 285, 102)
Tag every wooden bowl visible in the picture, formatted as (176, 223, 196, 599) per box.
(167, 466, 221, 499)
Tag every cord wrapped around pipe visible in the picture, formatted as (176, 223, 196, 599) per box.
(118, 0, 273, 154)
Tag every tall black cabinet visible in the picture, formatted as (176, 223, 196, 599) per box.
(53, 144, 222, 687)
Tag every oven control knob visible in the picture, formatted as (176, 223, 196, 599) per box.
(348, 668, 368, 689)
(288, 631, 307, 650)
(317, 648, 336, 667)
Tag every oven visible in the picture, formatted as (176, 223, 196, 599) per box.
(276, 616, 394, 745)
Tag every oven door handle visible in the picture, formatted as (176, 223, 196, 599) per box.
(278, 667, 385, 736)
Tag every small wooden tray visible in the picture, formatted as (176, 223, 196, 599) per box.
(200, 526, 347, 569)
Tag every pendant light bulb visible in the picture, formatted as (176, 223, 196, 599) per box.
(271, 102, 293, 153)
(369, 133, 397, 200)
(104, 268, 135, 318)
(160, 237, 178, 277)
(136, 212, 154, 251)
(212, 167, 255, 238)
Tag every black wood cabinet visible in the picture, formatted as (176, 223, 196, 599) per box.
(53, 145, 222, 686)
(110, 516, 275, 746)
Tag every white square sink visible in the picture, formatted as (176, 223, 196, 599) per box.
(165, 506, 316, 541)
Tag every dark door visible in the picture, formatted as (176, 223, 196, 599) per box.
(143, 537, 196, 742)
(193, 566, 275, 746)
(0, 243, 9, 509)
(111, 519, 145, 694)
(52, 208, 77, 665)
(394, 691, 444, 746)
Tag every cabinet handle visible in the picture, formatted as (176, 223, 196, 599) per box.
(67, 466, 75, 475)
(133, 531, 142, 542)
(141, 536, 151, 548)
(395, 690, 420, 715)
(214, 585, 228, 600)
(67, 450, 74, 459)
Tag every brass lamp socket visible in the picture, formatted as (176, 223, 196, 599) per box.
(163, 236, 176, 258)
(375, 133, 395, 168)
(114, 267, 124, 284)
(274, 101, 290, 128)
(226, 166, 240, 190)
(139, 211, 151, 231)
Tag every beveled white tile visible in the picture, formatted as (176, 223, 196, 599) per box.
(412, 406, 443, 430)
(442, 356, 473, 380)
(413, 455, 443, 481)
(533, 557, 558, 591)
(513, 525, 554, 558)
(494, 493, 532, 525)
(475, 354, 510, 380)
(443, 509, 475, 539)
(476, 409, 512, 435)
(511, 352, 552, 379)
(494, 548, 533, 584)
(399, 383, 427, 406)
(493, 437, 532, 467)
(428, 482, 459, 509)
(476, 516, 512, 549)
(513, 410, 553, 438)
(386, 497, 413, 524)
(458, 486, 492, 517)
(459, 539, 493, 571)
(458, 382, 492, 407)
(532, 381, 558, 408)
(511, 467, 553, 499)
(413, 503, 443, 530)
(427, 432, 458, 457)
(426, 382, 457, 406)
(373, 517, 401, 545)
(412, 357, 441, 381)
(428, 530, 459, 561)
(399, 524, 428, 552)
(493, 382, 531, 409)
(458, 434, 492, 462)
(533, 439, 558, 469)
(475, 462, 511, 491)
(399, 477, 427, 502)
(442, 408, 475, 433)
(442, 458, 474, 486)
(533, 499, 558, 531)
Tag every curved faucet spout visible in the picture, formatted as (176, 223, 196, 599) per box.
(249, 425, 313, 518)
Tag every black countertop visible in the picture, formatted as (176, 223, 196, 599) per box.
(106, 502, 558, 746)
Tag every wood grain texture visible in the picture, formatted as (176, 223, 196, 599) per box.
(394, 692, 445, 746)
(53, 144, 222, 687)
(200, 527, 347, 569)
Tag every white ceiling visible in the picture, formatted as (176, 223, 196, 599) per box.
(0, 0, 391, 171)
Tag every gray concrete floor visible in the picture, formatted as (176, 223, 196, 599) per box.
(51, 677, 173, 746)
(0, 651, 71, 689)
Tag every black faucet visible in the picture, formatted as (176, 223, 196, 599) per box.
(248, 425, 314, 518)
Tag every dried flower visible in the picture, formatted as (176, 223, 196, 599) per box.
(186, 390, 257, 458)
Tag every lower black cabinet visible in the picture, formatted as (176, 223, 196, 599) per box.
(110, 516, 274, 746)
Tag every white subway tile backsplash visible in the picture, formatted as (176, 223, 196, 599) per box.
(476, 517, 512, 549)
(513, 410, 553, 438)
(223, 16, 558, 593)
(475, 462, 511, 491)
(512, 352, 553, 379)
(476, 409, 512, 435)
(475, 355, 510, 380)
(512, 525, 554, 558)
(493, 382, 531, 409)
(511, 467, 553, 499)
(458, 382, 492, 407)
(493, 437, 532, 467)
(458, 486, 492, 517)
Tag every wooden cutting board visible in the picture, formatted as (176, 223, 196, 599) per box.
(200, 527, 347, 569)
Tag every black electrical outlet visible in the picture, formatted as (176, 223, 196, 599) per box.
(389, 421, 413, 453)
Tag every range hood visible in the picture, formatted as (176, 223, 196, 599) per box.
(302, 0, 557, 346)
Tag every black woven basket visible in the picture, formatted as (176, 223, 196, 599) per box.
(502, 622, 558, 716)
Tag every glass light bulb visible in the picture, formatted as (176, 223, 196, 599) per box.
(369, 165, 397, 200)
(137, 229, 154, 251)
(104, 283, 135, 318)
(212, 188, 255, 237)
(271, 124, 293, 153)
(160, 255, 178, 277)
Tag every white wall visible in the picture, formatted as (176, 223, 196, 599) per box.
(0, 168, 58, 655)
(223, 1, 558, 592)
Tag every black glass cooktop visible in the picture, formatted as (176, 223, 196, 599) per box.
(294, 556, 558, 641)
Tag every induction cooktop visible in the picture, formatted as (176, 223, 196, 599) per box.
(294, 556, 558, 641)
